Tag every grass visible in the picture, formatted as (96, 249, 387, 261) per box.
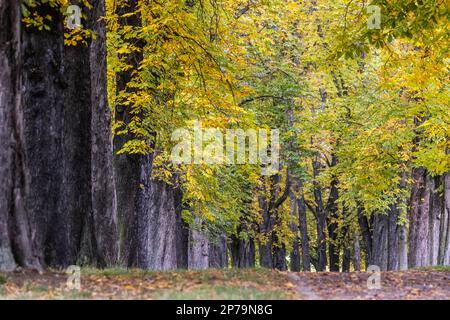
(0, 273, 6, 286)
(419, 265, 450, 272)
(0, 267, 296, 300)
(157, 286, 287, 300)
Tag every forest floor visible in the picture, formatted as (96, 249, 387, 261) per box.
(0, 267, 449, 300)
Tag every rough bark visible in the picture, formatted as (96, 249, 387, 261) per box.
(62, 2, 92, 267)
(326, 177, 340, 272)
(230, 235, 255, 268)
(325, 154, 340, 272)
(21, 3, 66, 268)
(140, 176, 179, 270)
(409, 168, 431, 268)
(372, 213, 388, 271)
(175, 187, 189, 269)
(353, 230, 361, 272)
(188, 218, 209, 269)
(65, 0, 118, 267)
(270, 174, 288, 271)
(312, 159, 327, 271)
(439, 171, 450, 265)
(387, 204, 400, 271)
(289, 189, 301, 272)
(209, 235, 228, 268)
(258, 189, 273, 268)
(0, 0, 41, 271)
(114, 0, 146, 267)
(272, 243, 287, 271)
(187, 219, 227, 269)
(87, 0, 119, 267)
(428, 176, 442, 266)
(358, 207, 372, 270)
(297, 188, 311, 271)
(342, 242, 351, 272)
(113, 0, 179, 270)
(1, 1, 118, 270)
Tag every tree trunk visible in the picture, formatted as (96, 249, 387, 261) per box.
(387, 204, 400, 270)
(62, 2, 93, 267)
(188, 218, 209, 270)
(372, 213, 388, 271)
(1, 1, 118, 270)
(114, 0, 146, 267)
(272, 243, 287, 271)
(428, 176, 442, 266)
(258, 190, 273, 268)
(0, 0, 41, 271)
(327, 173, 340, 272)
(358, 207, 373, 270)
(175, 187, 189, 269)
(114, 1, 179, 270)
(342, 241, 351, 272)
(297, 188, 311, 271)
(312, 159, 327, 271)
(209, 235, 228, 268)
(139, 177, 179, 270)
(87, 0, 119, 267)
(64, 1, 118, 267)
(289, 188, 300, 272)
(353, 230, 361, 271)
(230, 236, 255, 268)
(21, 3, 66, 268)
(439, 171, 450, 265)
(409, 168, 431, 268)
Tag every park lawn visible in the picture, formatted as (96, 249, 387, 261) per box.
(0, 268, 296, 300)
(1, 267, 449, 300)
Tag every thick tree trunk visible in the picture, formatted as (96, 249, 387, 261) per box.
(1, 1, 118, 270)
(21, 3, 66, 268)
(327, 174, 340, 272)
(114, 0, 146, 267)
(258, 192, 273, 268)
(428, 176, 442, 266)
(358, 207, 372, 270)
(114, 0, 178, 270)
(139, 177, 179, 270)
(0, 0, 41, 271)
(209, 235, 228, 268)
(297, 189, 311, 271)
(272, 243, 287, 271)
(312, 159, 327, 271)
(353, 231, 361, 271)
(439, 171, 450, 265)
(87, 0, 119, 267)
(409, 168, 431, 268)
(65, 0, 118, 267)
(62, 2, 92, 267)
(289, 189, 301, 272)
(387, 204, 400, 270)
(372, 213, 388, 271)
(175, 187, 189, 269)
(398, 225, 408, 270)
(342, 241, 351, 272)
(230, 236, 255, 268)
(188, 218, 209, 270)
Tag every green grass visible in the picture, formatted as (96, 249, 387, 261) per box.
(419, 265, 450, 271)
(0, 267, 294, 300)
(156, 286, 288, 300)
(0, 273, 6, 286)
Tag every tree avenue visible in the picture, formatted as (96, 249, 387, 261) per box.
(0, 0, 449, 274)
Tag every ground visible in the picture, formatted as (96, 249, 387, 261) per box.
(0, 267, 449, 300)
